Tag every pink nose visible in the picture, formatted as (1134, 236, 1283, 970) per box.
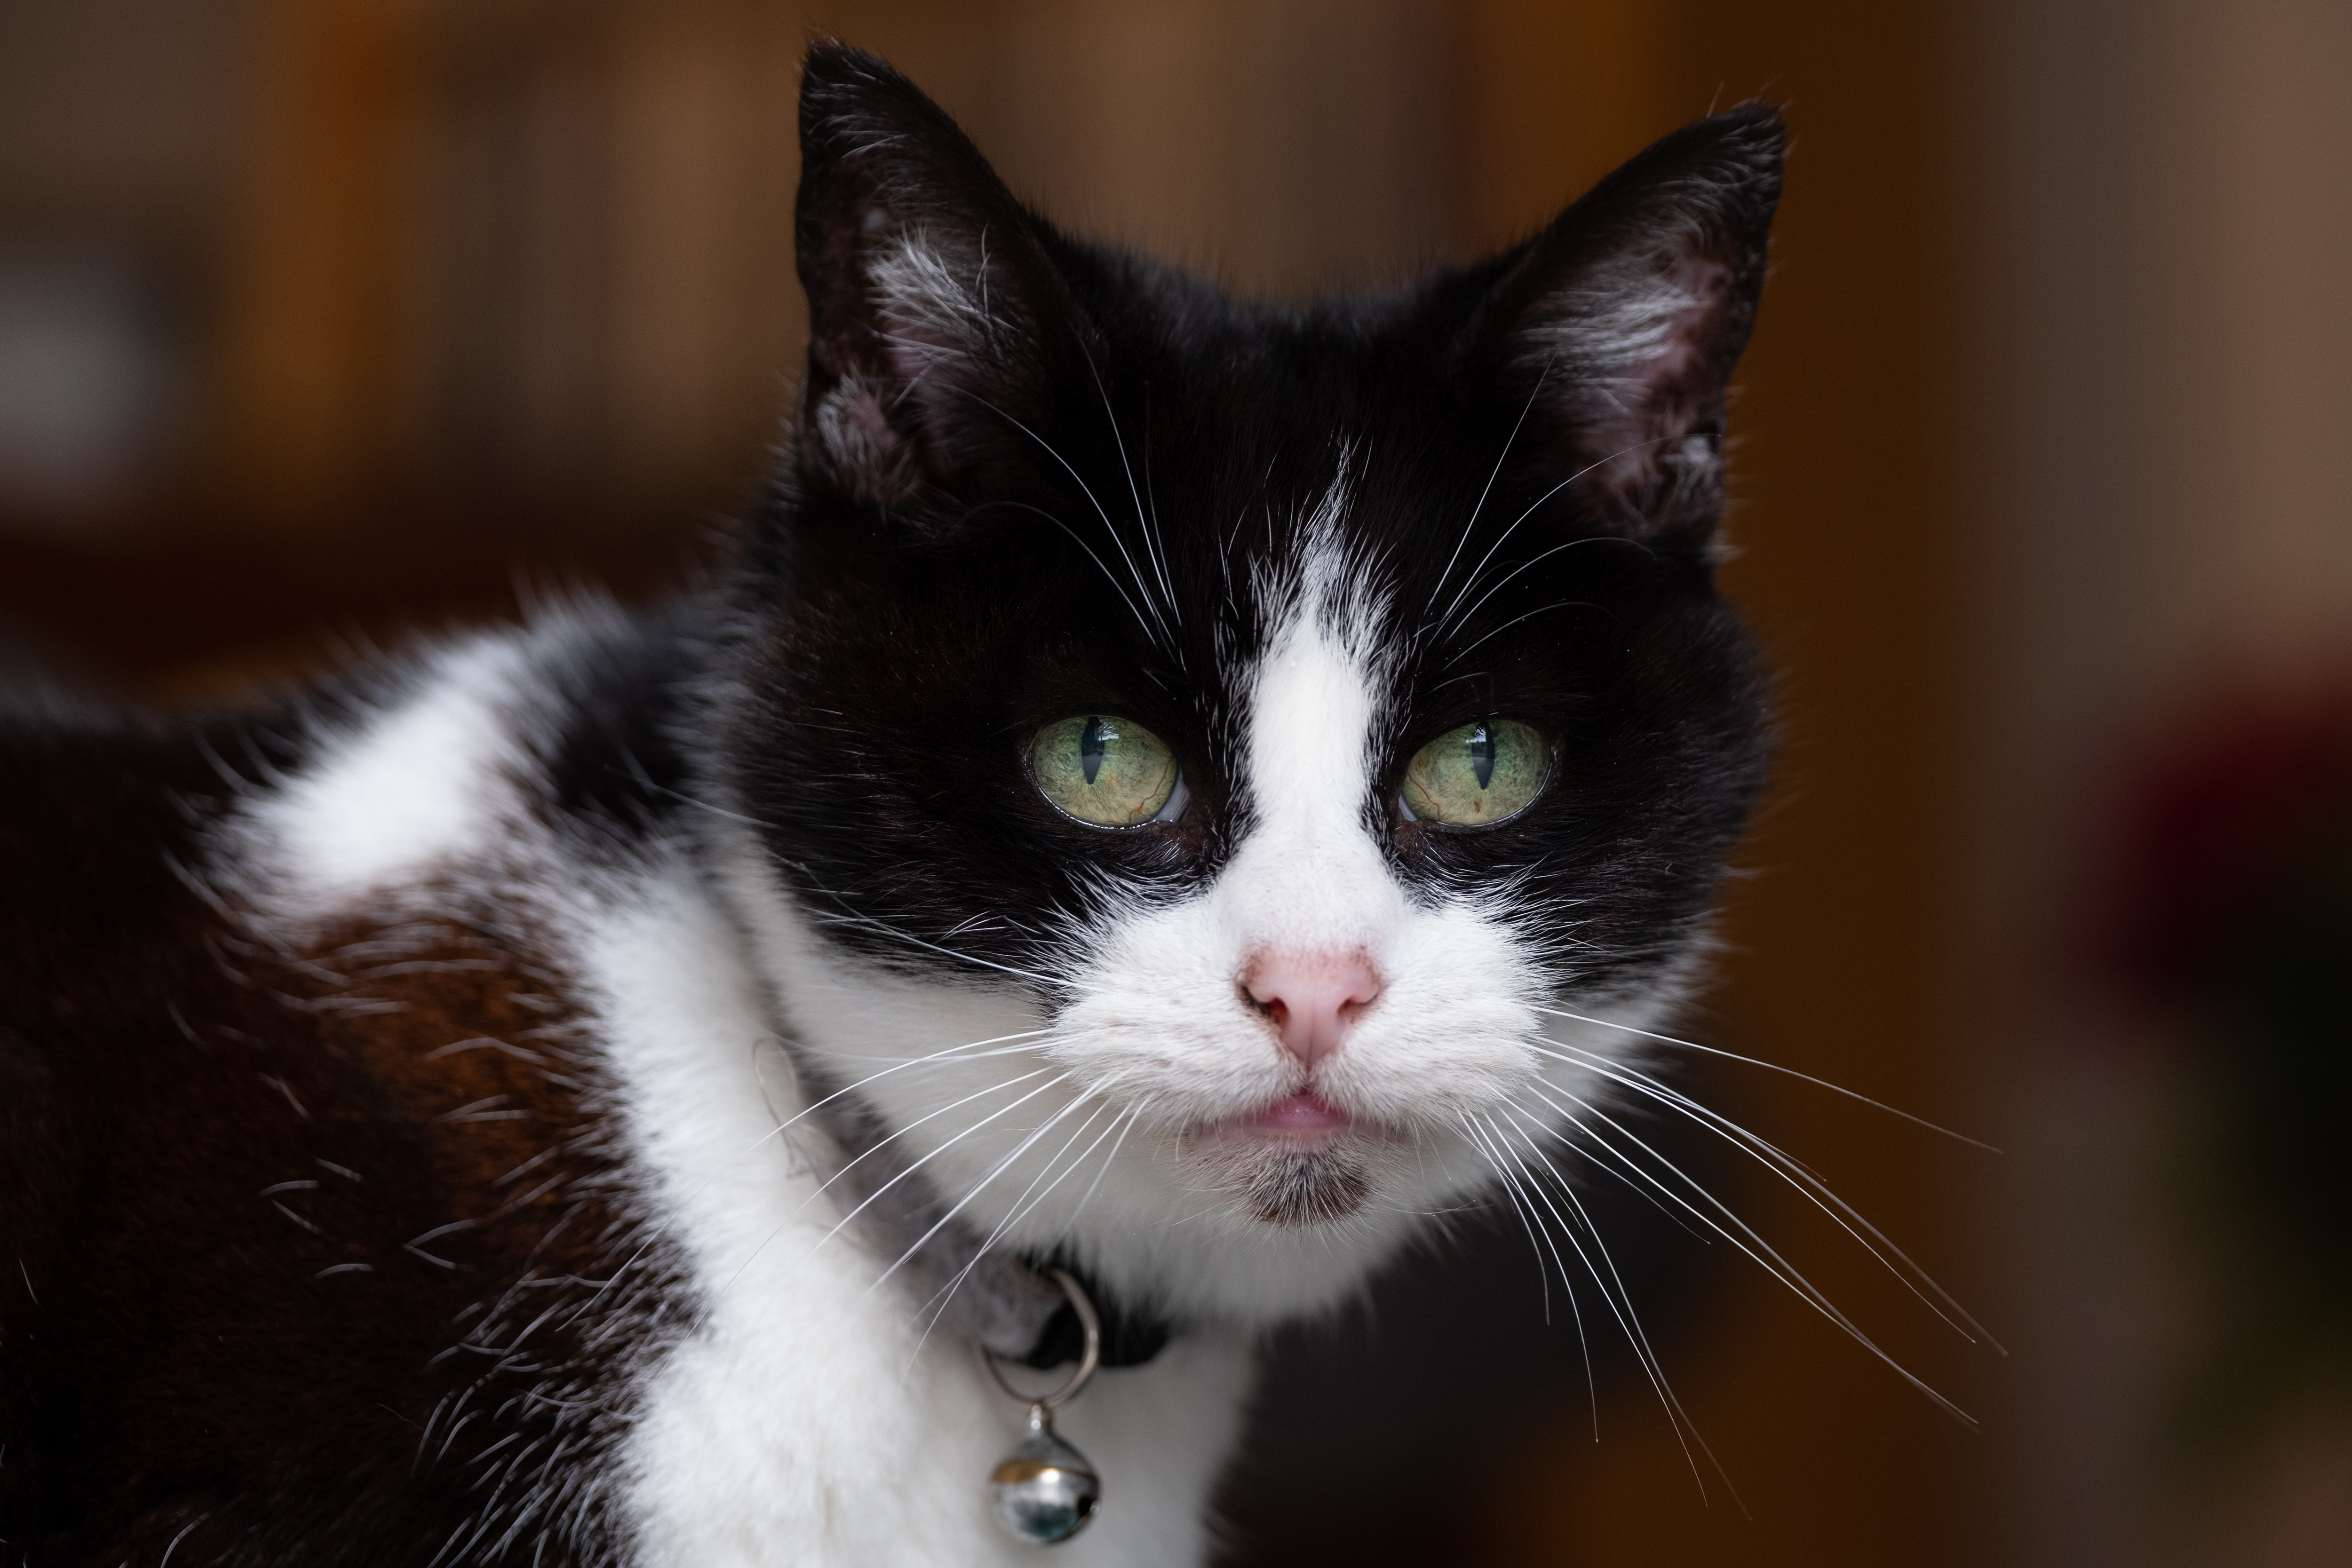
(1242, 951, 1384, 1069)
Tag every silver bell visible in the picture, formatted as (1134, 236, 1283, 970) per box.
(979, 1268, 1108, 1546)
(987, 1404, 1102, 1545)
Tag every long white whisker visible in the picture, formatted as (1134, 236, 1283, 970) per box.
(1429, 360, 1552, 610)
(1533, 1005, 1997, 1151)
(1460, 1112, 1591, 1428)
(1477, 1110, 1707, 1494)
(1494, 1104, 1703, 1464)
(1430, 436, 1669, 638)
(1529, 1076, 1982, 1425)
(1522, 1076, 1864, 1316)
(968, 499, 1160, 656)
(716, 1071, 1072, 1300)
(904, 1098, 1116, 1370)
(867, 1083, 1103, 1294)
(588, 1028, 1054, 1314)
(953, 1098, 1111, 1279)
(1456, 1112, 1554, 1324)
(774, 1030, 1050, 1138)
(637, 789, 1067, 992)
(1083, 349, 1177, 636)
(1503, 1083, 1708, 1241)
(1533, 1038, 1999, 1351)
(1067, 1098, 1146, 1232)
(969, 392, 1174, 649)
(1491, 1103, 1740, 1511)
(1439, 534, 1634, 647)
(1442, 599, 1608, 666)
(815, 1073, 1073, 1255)
(794, 902, 1062, 988)
(799, 1066, 1060, 1208)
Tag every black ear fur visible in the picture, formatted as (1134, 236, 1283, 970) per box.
(793, 45, 1079, 511)
(1459, 103, 1784, 545)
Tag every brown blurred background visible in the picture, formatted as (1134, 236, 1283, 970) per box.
(6, 0, 2351, 1563)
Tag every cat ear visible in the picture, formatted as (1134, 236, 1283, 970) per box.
(793, 46, 1076, 510)
(1458, 103, 1784, 545)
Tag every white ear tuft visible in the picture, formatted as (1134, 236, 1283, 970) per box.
(792, 48, 1078, 511)
(1465, 104, 1782, 542)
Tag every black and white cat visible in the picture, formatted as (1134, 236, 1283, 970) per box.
(1, 46, 1787, 1566)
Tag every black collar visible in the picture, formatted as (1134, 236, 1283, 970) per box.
(1011, 1257, 1173, 1370)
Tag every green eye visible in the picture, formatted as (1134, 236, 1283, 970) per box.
(1399, 719, 1548, 827)
(1030, 715, 1180, 827)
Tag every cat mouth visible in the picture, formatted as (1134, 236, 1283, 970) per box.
(1232, 1091, 1353, 1139)
(1188, 1093, 1392, 1226)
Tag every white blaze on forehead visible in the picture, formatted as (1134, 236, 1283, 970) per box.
(1224, 477, 1404, 955)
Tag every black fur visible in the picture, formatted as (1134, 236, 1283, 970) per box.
(0, 689, 685, 1565)
(722, 47, 1775, 1010)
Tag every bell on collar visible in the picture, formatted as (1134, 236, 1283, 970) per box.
(987, 1402, 1102, 1545)
(978, 1267, 1105, 1546)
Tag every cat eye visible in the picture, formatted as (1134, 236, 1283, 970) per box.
(1398, 719, 1549, 828)
(1030, 715, 1183, 828)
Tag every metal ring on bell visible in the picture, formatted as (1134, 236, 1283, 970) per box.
(977, 1267, 1101, 1412)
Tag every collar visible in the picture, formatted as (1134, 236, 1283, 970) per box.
(793, 1060, 1176, 1370)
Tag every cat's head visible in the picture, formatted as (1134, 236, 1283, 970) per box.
(713, 46, 1778, 1324)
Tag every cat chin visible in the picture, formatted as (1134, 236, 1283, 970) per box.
(1209, 1140, 1379, 1228)
(1181, 1119, 1408, 1229)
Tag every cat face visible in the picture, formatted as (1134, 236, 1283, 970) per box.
(714, 48, 1777, 1322)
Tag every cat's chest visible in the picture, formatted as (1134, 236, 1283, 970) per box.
(552, 862, 1258, 1565)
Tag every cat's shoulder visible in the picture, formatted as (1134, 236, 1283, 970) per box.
(0, 603, 715, 1559)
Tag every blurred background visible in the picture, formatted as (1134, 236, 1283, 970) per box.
(5, 0, 2349, 1562)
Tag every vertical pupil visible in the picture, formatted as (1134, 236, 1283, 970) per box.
(1080, 717, 1108, 785)
(1469, 722, 1495, 790)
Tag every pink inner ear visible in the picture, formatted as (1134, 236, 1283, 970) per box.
(1545, 255, 1737, 529)
(811, 372, 922, 507)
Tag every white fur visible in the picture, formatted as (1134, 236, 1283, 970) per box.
(595, 863, 1252, 1567)
(867, 229, 1001, 364)
(256, 634, 537, 906)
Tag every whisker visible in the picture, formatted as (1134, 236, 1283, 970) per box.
(707, 1069, 1075, 1304)
(1066, 1096, 1147, 1231)
(1459, 1112, 1588, 1421)
(950, 1098, 1111, 1282)
(1438, 534, 1639, 648)
(637, 786, 1073, 992)
(798, 1065, 1062, 1210)
(815, 1073, 1076, 1256)
(792, 899, 1063, 989)
(1429, 360, 1552, 611)
(1532, 1004, 1998, 1151)
(967, 391, 1174, 650)
(1503, 1085, 1708, 1242)
(1082, 349, 1179, 639)
(965, 499, 1161, 658)
(1524, 1075, 1984, 1425)
(1427, 435, 1670, 640)
(866, 1081, 1104, 1295)
(773, 1030, 1051, 1139)
(1500, 1106, 1741, 1512)
(1491, 1102, 1705, 1468)
(1478, 1108, 1698, 1482)
(1532, 1037, 2000, 1353)
(1478, 1113, 1712, 1495)
(906, 1095, 1127, 1365)
(1456, 1112, 1556, 1324)
(1442, 600, 1611, 667)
